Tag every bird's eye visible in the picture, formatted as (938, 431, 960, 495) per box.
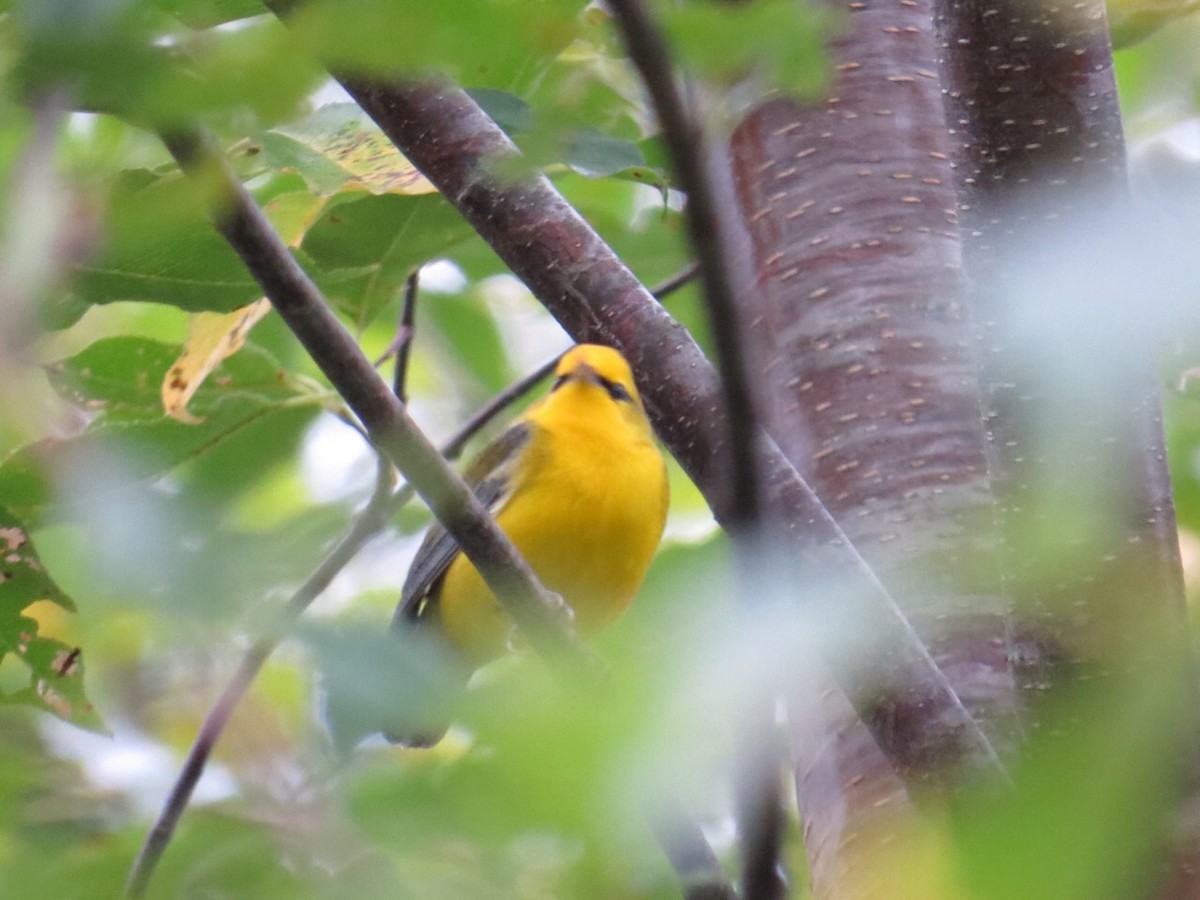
(602, 378, 633, 402)
(550, 374, 569, 392)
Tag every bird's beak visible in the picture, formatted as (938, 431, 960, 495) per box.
(564, 362, 601, 386)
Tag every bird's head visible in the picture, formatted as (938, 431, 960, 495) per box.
(549, 344, 644, 408)
(535, 345, 656, 439)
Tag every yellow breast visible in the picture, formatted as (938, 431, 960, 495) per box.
(438, 381, 669, 664)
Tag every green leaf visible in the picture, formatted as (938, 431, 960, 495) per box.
(563, 127, 646, 178)
(0, 337, 322, 521)
(663, 0, 831, 93)
(249, 132, 356, 198)
(1108, 0, 1200, 48)
(72, 171, 263, 313)
(0, 506, 105, 732)
(468, 87, 534, 135)
(288, 0, 585, 93)
(14, 9, 320, 127)
(303, 622, 465, 754)
(148, 0, 266, 29)
(44, 336, 302, 421)
(425, 292, 513, 394)
(0, 507, 74, 616)
(951, 661, 1184, 900)
(302, 193, 477, 326)
(253, 103, 436, 198)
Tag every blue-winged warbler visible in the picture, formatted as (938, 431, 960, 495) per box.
(389, 343, 669, 746)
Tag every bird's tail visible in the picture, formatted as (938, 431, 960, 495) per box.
(383, 623, 471, 748)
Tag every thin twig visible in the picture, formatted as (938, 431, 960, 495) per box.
(125, 458, 397, 900)
(605, 3, 784, 895)
(392, 270, 419, 403)
(734, 721, 788, 900)
(606, 0, 760, 529)
(124, 354, 566, 899)
(651, 260, 700, 303)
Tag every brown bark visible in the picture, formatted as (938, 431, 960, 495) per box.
(789, 670, 917, 900)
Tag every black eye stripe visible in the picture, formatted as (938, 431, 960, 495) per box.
(552, 370, 633, 401)
(600, 377, 632, 402)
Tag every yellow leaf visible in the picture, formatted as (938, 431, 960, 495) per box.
(264, 190, 328, 246)
(275, 103, 439, 196)
(23, 599, 76, 645)
(162, 298, 273, 424)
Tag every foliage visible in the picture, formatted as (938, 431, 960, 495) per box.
(0, 0, 1197, 898)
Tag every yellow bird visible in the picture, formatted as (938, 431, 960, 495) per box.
(389, 343, 669, 746)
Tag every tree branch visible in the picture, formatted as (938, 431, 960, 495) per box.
(607, 0, 761, 529)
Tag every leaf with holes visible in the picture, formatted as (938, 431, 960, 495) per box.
(0, 507, 105, 732)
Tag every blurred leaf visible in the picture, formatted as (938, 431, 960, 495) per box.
(1109, 0, 1200, 47)
(951, 660, 1185, 900)
(0, 399, 313, 523)
(151, 811, 327, 900)
(305, 622, 466, 754)
(148, 0, 266, 29)
(13, 10, 320, 127)
(553, 171, 689, 289)
(289, 0, 585, 92)
(562, 126, 646, 178)
(0, 337, 321, 521)
(262, 189, 328, 245)
(663, 0, 830, 92)
(468, 87, 534, 135)
(161, 299, 273, 424)
(0, 507, 105, 732)
(424, 291, 512, 393)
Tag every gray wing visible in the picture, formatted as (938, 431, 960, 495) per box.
(393, 422, 532, 627)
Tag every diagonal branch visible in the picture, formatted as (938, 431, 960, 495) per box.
(162, 127, 590, 671)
